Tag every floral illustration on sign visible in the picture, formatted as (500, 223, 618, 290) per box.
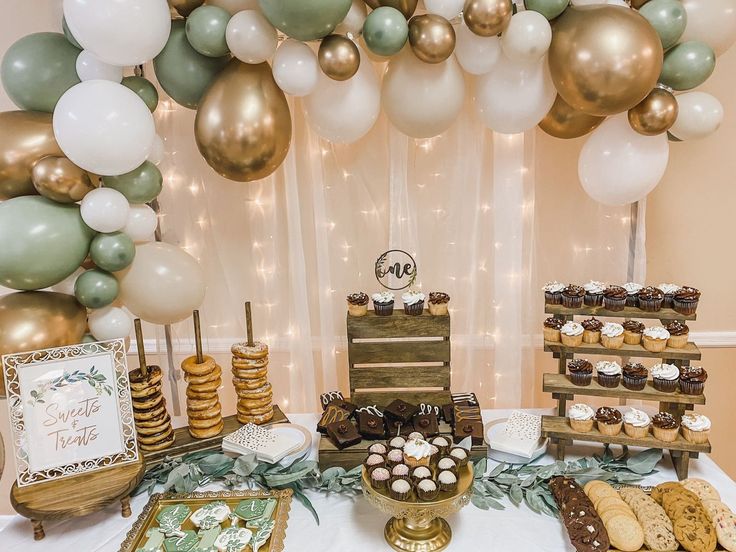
(28, 365, 113, 405)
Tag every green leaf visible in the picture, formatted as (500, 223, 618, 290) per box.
(626, 448, 663, 475)
(321, 467, 346, 482)
(488, 462, 507, 478)
(486, 497, 506, 510)
(198, 453, 235, 476)
(473, 458, 487, 479)
(495, 474, 520, 486)
(471, 494, 490, 510)
(509, 484, 523, 506)
(233, 454, 259, 477)
(290, 486, 320, 525)
(483, 481, 505, 499)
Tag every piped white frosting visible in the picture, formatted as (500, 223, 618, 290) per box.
(402, 291, 425, 305)
(543, 281, 565, 293)
(624, 408, 651, 428)
(622, 282, 644, 295)
(643, 326, 670, 340)
(372, 292, 394, 304)
(601, 323, 624, 338)
(568, 403, 595, 421)
(403, 438, 432, 459)
(596, 361, 622, 376)
(681, 414, 711, 432)
(651, 363, 679, 381)
(561, 322, 584, 336)
(584, 280, 606, 294)
(658, 283, 681, 295)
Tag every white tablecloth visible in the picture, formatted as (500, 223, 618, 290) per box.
(1, 409, 735, 551)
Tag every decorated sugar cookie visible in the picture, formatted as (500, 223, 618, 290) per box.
(234, 499, 267, 522)
(214, 527, 252, 552)
(163, 530, 198, 552)
(136, 527, 165, 552)
(157, 504, 191, 537)
(249, 519, 276, 552)
(191, 501, 230, 530)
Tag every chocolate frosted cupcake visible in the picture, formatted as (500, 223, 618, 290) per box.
(650, 363, 680, 393)
(417, 478, 439, 501)
(622, 320, 645, 345)
(561, 284, 585, 308)
(428, 292, 450, 315)
(372, 292, 395, 316)
(673, 286, 701, 315)
(543, 281, 566, 305)
(679, 366, 707, 396)
(389, 477, 412, 501)
(595, 407, 623, 436)
(665, 321, 689, 349)
(623, 362, 648, 391)
(657, 283, 681, 309)
(347, 292, 369, 317)
(543, 317, 564, 343)
(603, 285, 627, 311)
(652, 412, 680, 442)
(370, 467, 391, 490)
(595, 360, 621, 388)
(638, 286, 664, 312)
(622, 282, 644, 307)
(581, 317, 603, 344)
(583, 281, 606, 307)
(568, 359, 593, 387)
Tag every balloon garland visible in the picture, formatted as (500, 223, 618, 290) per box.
(0, 0, 732, 365)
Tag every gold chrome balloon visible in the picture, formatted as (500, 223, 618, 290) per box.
(0, 111, 63, 200)
(194, 59, 292, 182)
(548, 6, 663, 116)
(318, 35, 361, 81)
(631, 0, 652, 8)
(463, 0, 512, 38)
(539, 95, 606, 139)
(0, 291, 88, 396)
(628, 87, 678, 136)
(408, 14, 456, 64)
(363, 0, 418, 19)
(168, 0, 204, 17)
(31, 156, 97, 203)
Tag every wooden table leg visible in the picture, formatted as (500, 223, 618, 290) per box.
(121, 496, 132, 518)
(670, 450, 690, 480)
(31, 519, 44, 541)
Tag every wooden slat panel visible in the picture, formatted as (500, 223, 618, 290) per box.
(545, 304, 696, 321)
(352, 390, 451, 408)
(544, 341, 701, 361)
(350, 365, 450, 390)
(347, 311, 450, 339)
(349, 340, 450, 364)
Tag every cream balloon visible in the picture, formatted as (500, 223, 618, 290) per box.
(207, 0, 260, 15)
(118, 242, 206, 325)
(123, 204, 158, 242)
(382, 48, 465, 138)
(304, 45, 380, 143)
(80, 187, 130, 233)
(501, 10, 551, 63)
(148, 134, 166, 166)
(273, 39, 319, 96)
(335, 0, 368, 36)
(226, 10, 278, 64)
(680, 0, 736, 56)
(476, 55, 556, 134)
(75, 50, 123, 83)
(579, 114, 670, 206)
(424, 0, 464, 20)
(88, 305, 133, 341)
(670, 91, 724, 141)
(454, 21, 501, 75)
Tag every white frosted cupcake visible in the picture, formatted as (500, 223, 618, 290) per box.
(681, 413, 711, 444)
(403, 438, 432, 468)
(596, 361, 621, 388)
(583, 280, 606, 306)
(600, 322, 624, 349)
(543, 281, 566, 305)
(657, 283, 681, 309)
(568, 403, 595, 432)
(372, 292, 395, 316)
(560, 321, 584, 347)
(623, 282, 644, 307)
(650, 363, 680, 393)
(642, 326, 670, 353)
(402, 291, 425, 316)
(623, 408, 651, 438)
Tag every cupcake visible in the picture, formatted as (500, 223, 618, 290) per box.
(437, 457, 458, 474)
(638, 286, 664, 312)
(603, 285, 627, 311)
(430, 436, 451, 455)
(600, 322, 625, 349)
(408, 431, 424, 441)
(388, 436, 406, 450)
(623, 362, 648, 391)
(681, 413, 711, 444)
(596, 360, 621, 388)
(370, 467, 391, 490)
(543, 317, 564, 343)
(417, 478, 439, 501)
(568, 403, 595, 432)
(622, 282, 644, 307)
(372, 292, 395, 316)
(650, 363, 680, 393)
(386, 448, 404, 466)
(346, 292, 369, 317)
(623, 408, 651, 439)
(651, 412, 680, 442)
(568, 359, 593, 387)
(364, 453, 386, 472)
(427, 292, 450, 315)
(595, 407, 623, 436)
(402, 291, 425, 316)
(543, 281, 566, 305)
(560, 321, 584, 347)
(583, 280, 606, 307)
(390, 477, 412, 501)
(657, 283, 681, 309)
(622, 320, 645, 345)
(673, 286, 701, 315)
(428, 444, 440, 465)
(369, 443, 388, 455)
(391, 463, 410, 480)
(665, 321, 689, 349)
(411, 466, 433, 485)
(642, 326, 670, 353)
(448, 447, 469, 467)
(679, 366, 708, 396)
(561, 284, 585, 309)
(403, 438, 433, 468)
(581, 317, 603, 344)
(438, 470, 458, 492)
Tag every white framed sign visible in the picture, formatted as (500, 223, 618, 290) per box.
(3, 339, 138, 487)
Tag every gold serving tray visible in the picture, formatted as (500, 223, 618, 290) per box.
(119, 489, 292, 552)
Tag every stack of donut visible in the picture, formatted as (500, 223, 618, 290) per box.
(182, 354, 224, 438)
(231, 341, 274, 425)
(129, 365, 175, 452)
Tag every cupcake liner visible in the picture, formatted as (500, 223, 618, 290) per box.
(569, 418, 594, 433)
(638, 297, 663, 312)
(403, 454, 430, 469)
(624, 423, 650, 439)
(623, 375, 647, 391)
(679, 380, 705, 396)
(428, 302, 448, 316)
(448, 448, 469, 467)
(543, 327, 561, 343)
(562, 294, 583, 309)
(348, 304, 368, 317)
(374, 302, 394, 316)
(561, 333, 583, 348)
(389, 477, 413, 501)
(438, 478, 458, 493)
(370, 473, 390, 490)
(625, 295, 639, 307)
(681, 426, 710, 444)
(364, 458, 386, 473)
(569, 372, 592, 387)
(597, 373, 620, 388)
(545, 291, 562, 305)
(600, 334, 624, 349)
(662, 295, 675, 309)
(603, 297, 626, 311)
(584, 294, 604, 307)
(597, 421, 623, 436)
(673, 299, 699, 315)
(623, 331, 642, 346)
(642, 336, 668, 353)
(582, 330, 601, 344)
(417, 485, 440, 501)
(653, 378, 679, 393)
(652, 426, 679, 443)
(667, 334, 689, 349)
(404, 301, 424, 316)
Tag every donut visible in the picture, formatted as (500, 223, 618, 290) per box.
(132, 393, 164, 411)
(233, 376, 268, 391)
(186, 387, 218, 400)
(237, 404, 272, 416)
(232, 357, 268, 369)
(140, 433, 175, 452)
(137, 426, 174, 445)
(189, 420, 224, 439)
(237, 395, 272, 410)
(231, 367, 268, 380)
(189, 416, 222, 429)
(236, 382, 271, 399)
(237, 410, 274, 425)
(188, 378, 221, 393)
(181, 355, 217, 376)
(128, 366, 163, 389)
(231, 341, 269, 360)
(137, 418, 173, 436)
(130, 383, 162, 399)
(187, 404, 222, 420)
(187, 396, 219, 411)
(136, 412, 170, 428)
(184, 365, 222, 385)
(133, 403, 167, 421)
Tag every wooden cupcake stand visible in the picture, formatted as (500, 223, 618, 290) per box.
(540, 304, 709, 479)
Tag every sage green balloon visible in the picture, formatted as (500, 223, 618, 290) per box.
(90, 232, 136, 272)
(62, 17, 82, 49)
(74, 268, 119, 309)
(186, 5, 231, 58)
(153, 20, 229, 109)
(258, 0, 352, 41)
(121, 76, 159, 112)
(102, 161, 163, 204)
(660, 41, 715, 91)
(363, 7, 409, 57)
(0, 196, 94, 290)
(1, 32, 81, 113)
(524, 0, 569, 20)
(639, 0, 687, 50)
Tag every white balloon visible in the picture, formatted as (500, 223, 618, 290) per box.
(75, 50, 123, 83)
(382, 49, 465, 139)
(123, 204, 159, 242)
(335, 0, 368, 36)
(63, 0, 171, 66)
(53, 80, 155, 176)
(51, 267, 85, 296)
(273, 39, 319, 96)
(88, 306, 133, 341)
(571, 0, 628, 5)
(680, 0, 736, 56)
(207, 0, 260, 15)
(148, 134, 166, 165)
(670, 91, 725, 141)
(579, 114, 670, 206)
(423, 0, 464, 21)
(226, 10, 278, 64)
(475, 55, 556, 134)
(304, 46, 380, 143)
(81, 188, 130, 233)
(501, 11, 551, 63)
(454, 22, 501, 75)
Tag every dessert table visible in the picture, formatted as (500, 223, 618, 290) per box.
(1, 409, 735, 551)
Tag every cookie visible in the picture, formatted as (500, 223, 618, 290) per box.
(231, 341, 268, 360)
(703, 500, 731, 521)
(586, 481, 620, 505)
(712, 507, 736, 552)
(652, 482, 683, 504)
(605, 513, 644, 552)
(184, 365, 222, 385)
(619, 488, 677, 551)
(181, 355, 217, 376)
(682, 478, 721, 503)
(673, 514, 717, 552)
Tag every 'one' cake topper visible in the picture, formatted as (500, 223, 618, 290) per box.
(375, 249, 417, 291)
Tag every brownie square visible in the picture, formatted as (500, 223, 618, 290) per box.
(325, 398, 357, 419)
(384, 399, 419, 423)
(441, 404, 454, 425)
(326, 420, 362, 450)
(453, 420, 484, 445)
(453, 405, 482, 428)
(357, 411, 386, 440)
(451, 392, 479, 407)
(320, 391, 344, 410)
(412, 412, 439, 437)
(385, 417, 414, 437)
(317, 404, 350, 434)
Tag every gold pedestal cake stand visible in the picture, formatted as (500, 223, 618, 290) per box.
(362, 464, 474, 552)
